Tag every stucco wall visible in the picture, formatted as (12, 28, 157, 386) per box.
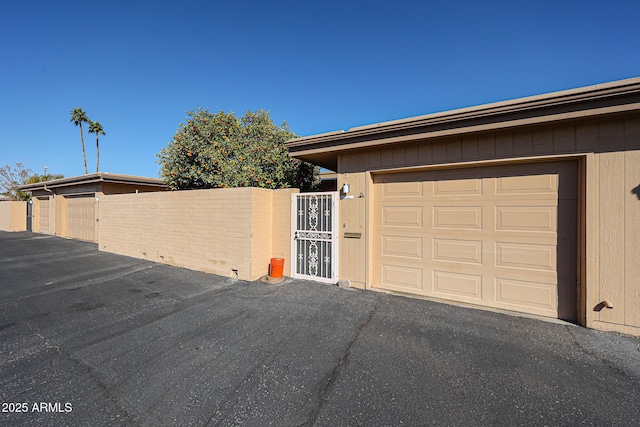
(98, 187, 298, 281)
(336, 116, 640, 335)
(0, 201, 27, 231)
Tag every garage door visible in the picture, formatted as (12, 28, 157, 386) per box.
(66, 195, 96, 242)
(372, 161, 577, 321)
(38, 197, 50, 233)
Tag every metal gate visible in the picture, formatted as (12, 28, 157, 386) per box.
(26, 200, 33, 232)
(291, 192, 338, 283)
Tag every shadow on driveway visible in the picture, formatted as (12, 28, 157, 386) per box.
(1, 232, 639, 426)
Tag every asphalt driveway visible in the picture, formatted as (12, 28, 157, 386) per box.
(1, 231, 639, 426)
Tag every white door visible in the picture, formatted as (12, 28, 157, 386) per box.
(291, 192, 339, 283)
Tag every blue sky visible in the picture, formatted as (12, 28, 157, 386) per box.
(1, 0, 639, 178)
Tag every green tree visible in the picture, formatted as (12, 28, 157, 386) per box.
(157, 108, 320, 191)
(88, 121, 106, 172)
(0, 163, 32, 200)
(70, 107, 90, 174)
(26, 173, 64, 184)
(0, 164, 65, 201)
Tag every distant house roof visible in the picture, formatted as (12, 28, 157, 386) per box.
(18, 172, 168, 192)
(286, 77, 640, 170)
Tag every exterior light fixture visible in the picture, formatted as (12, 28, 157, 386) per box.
(341, 183, 354, 199)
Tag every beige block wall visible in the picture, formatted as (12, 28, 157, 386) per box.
(250, 188, 273, 277)
(337, 116, 640, 335)
(271, 189, 299, 275)
(98, 187, 297, 281)
(0, 202, 10, 231)
(0, 201, 27, 231)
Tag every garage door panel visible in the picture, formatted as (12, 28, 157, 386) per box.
(489, 265, 558, 283)
(373, 161, 577, 320)
(494, 277, 557, 316)
(382, 206, 423, 228)
(432, 271, 482, 300)
(433, 206, 482, 230)
(495, 173, 558, 195)
(495, 206, 557, 233)
(382, 235, 423, 259)
(381, 181, 423, 198)
(495, 242, 556, 272)
(381, 264, 423, 292)
(433, 175, 483, 196)
(433, 238, 482, 265)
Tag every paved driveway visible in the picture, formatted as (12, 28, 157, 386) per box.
(1, 231, 639, 426)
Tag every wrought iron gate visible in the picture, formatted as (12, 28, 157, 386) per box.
(26, 200, 33, 232)
(291, 192, 338, 283)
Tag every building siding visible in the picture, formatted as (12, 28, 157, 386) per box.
(336, 116, 640, 334)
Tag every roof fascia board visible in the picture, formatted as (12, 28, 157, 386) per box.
(287, 78, 640, 150)
(19, 176, 103, 191)
(19, 173, 166, 191)
(100, 176, 166, 186)
(289, 102, 640, 157)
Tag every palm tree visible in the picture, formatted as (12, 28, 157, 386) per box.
(70, 108, 90, 174)
(88, 121, 106, 172)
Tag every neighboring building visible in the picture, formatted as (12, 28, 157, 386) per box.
(287, 77, 640, 336)
(19, 173, 168, 242)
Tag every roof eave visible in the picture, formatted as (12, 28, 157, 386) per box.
(18, 172, 167, 192)
(286, 77, 640, 168)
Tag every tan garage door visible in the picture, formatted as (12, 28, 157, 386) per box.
(38, 197, 50, 233)
(372, 161, 577, 321)
(66, 195, 96, 242)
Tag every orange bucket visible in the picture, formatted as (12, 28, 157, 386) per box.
(269, 258, 285, 278)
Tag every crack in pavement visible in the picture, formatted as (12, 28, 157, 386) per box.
(565, 325, 640, 382)
(60, 348, 143, 425)
(302, 295, 380, 427)
(2, 324, 140, 426)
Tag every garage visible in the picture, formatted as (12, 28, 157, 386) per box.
(287, 77, 640, 334)
(65, 195, 96, 242)
(37, 197, 50, 233)
(372, 161, 577, 320)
